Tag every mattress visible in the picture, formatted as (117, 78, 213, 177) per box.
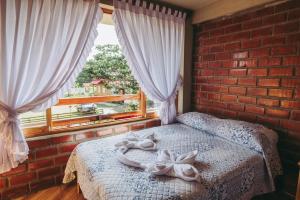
(63, 123, 278, 200)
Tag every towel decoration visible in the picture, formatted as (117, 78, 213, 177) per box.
(114, 132, 157, 153)
(115, 132, 200, 182)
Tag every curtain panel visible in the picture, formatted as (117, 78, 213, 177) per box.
(0, 0, 102, 173)
(112, 0, 186, 125)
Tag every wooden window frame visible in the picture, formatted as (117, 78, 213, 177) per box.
(23, 90, 156, 138)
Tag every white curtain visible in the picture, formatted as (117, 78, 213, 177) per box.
(112, 0, 185, 125)
(0, 0, 102, 173)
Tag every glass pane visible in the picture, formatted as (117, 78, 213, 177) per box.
(147, 99, 160, 113)
(19, 111, 46, 128)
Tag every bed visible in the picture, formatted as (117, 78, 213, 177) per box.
(63, 112, 282, 200)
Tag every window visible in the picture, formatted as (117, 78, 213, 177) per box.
(21, 7, 157, 137)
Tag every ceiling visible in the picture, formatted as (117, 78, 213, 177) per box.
(160, 0, 220, 11)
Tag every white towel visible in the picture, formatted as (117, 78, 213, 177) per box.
(114, 132, 157, 153)
(145, 150, 200, 182)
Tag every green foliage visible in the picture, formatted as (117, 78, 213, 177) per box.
(76, 45, 139, 94)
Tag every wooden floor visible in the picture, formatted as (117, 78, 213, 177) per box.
(14, 184, 292, 200)
(14, 184, 84, 200)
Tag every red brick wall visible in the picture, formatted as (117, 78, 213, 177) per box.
(192, 1, 300, 197)
(0, 119, 160, 200)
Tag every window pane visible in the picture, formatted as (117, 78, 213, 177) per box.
(147, 99, 160, 113)
(19, 111, 46, 128)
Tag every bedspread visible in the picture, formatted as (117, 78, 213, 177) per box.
(63, 123, 280, 200)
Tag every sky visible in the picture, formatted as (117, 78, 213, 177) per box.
(88, 23, 120, 59)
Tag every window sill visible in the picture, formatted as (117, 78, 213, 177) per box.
(25, 112, 158, 139)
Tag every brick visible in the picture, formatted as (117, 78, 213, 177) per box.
(209, 61, 222, 68)
(29, 159, 54, 170)
(223, 110, 237, 118)
(233, 13, 252, 23)
(258, 79, 280, 87)
(215, 52, 231, 60)
(257, 98, 279, 107)
(229, 87, 246, 95)
(201, 69, 214, 76)
(59, 143, 77, 153)
(201, 85, 228, 93)
(245, 105, 264, 115)
(217, 18, 233, 27)
(232, 31, 250, 40)
(146, 120, 161, 128)
(210, 45, 224, 53)
(287, 33, 300, 43)
(223, 60, 238, 68)
(217, 34, 233, 43)
(249, 48, 270, 57)
(243, 19, 262, 29)
(296, 89, 300, 99)
(28, 140, 51, 149)
(281, 79, 300, 88)
(280, 120, 300, 132)
(55, 155, 70, 165)
(262, 36, 285, 46)
(214, 69, 228, 76)
(242, 39, 261, 49)
(10, 172, 36, 186)
(201, 38, 217, 46)
(36, 147, 57, 159)
(202, 54, 215, 61)
(207, 77, 221, 84)
(247, 88, 267, 96)
(75, 131, 95, 141)
(269, 89, 293, 98)
(96, 128, 113, 136)
(202, 22, 217, 31)
(0, 179, 6, 189)
(51, 135, 73, 144)
(266, 108, 289, 118)
(210, 28, 224, 37)
(38, 167, 60, 179)
(262, 13, 286, 25)
(257, 116, 280, 127)
(253, 7, 274, 17)
(269, 67, 293, 76)
(238, 112, 257, 122)
(274, 21, 299, 34)
(229, 69, 247, 76)
(114, 126, 129, 133)
(30, 178, 55, 192)
(252, 27, 272, 38)
(198, 47, 209, 54)
(281, 100, 300, 109)
(3, 185, 29, 199)
(233, 51, 248, 59)
(228, 103, 245, 112)
(222, 78, 237, 85)
(291, 110, 300, 121)
(224, 24, 241, 33)
(258, 57, 281, 66)
(238, 78, 256, 86)
(238, 59, 257, 67)
(225, 42, 241, 51)
(271, 46, 296, 55)
(1, 165, 26, 176)
(288, 8, 300, 20)
(207, 93, 221, 101)
(275, 1, 300, 12)
(248, 69, 267, 76)
(221, 94, 237, 102)
(239, 96, 256, 104)
(283, 56, 300, 65)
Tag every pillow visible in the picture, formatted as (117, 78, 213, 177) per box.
(176, 112, 278, 153)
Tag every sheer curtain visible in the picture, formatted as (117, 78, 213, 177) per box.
(0, 0, 102, 173)
(113, 0, 185, 125)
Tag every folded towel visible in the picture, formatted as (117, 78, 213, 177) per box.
(145, 150, 200, 182)
(115, 132, 157, 153)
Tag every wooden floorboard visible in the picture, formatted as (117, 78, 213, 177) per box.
(13, 183, 84, 200)
(13, 183, 293, 200)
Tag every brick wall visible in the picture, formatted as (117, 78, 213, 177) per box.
(192, 0, 300, 197)
(0, 119, 160, 200)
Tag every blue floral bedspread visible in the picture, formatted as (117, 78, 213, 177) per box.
(63, 114, 282, 200)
